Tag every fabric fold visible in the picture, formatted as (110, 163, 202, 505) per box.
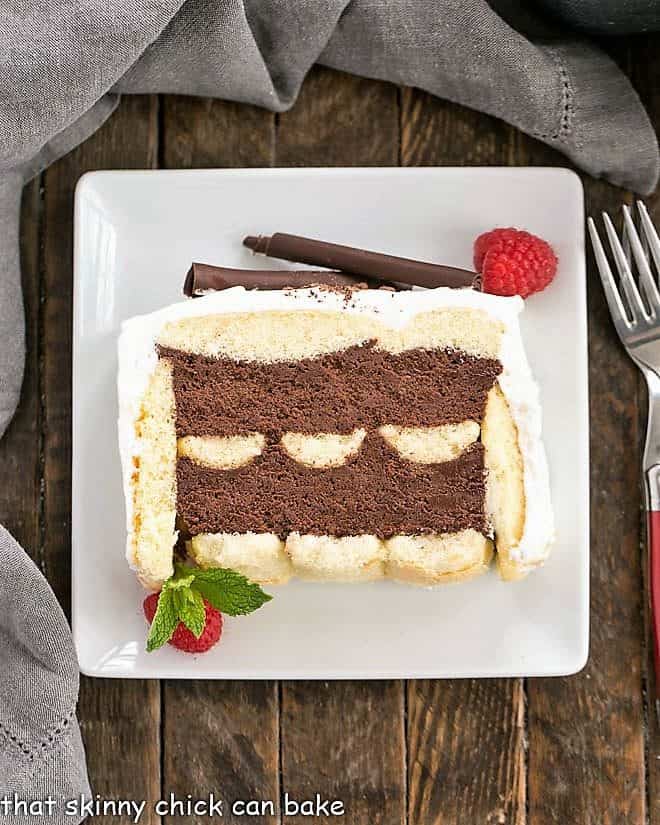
(546, 42, 659, 192)
(0, 3, 659, 814)
(0, 174, 25, 437)
(319, 1, 659, 193)
(0, 1, 182, 168)
(0, 527, 91, 823)
(0, 1, 659, 438)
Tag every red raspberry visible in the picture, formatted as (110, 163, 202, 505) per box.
(473, 228, 557, 298)
(143, 593, 159, 622)
(143, 593, 223, 654)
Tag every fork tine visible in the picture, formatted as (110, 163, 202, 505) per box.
(622, 204, 660, 315)
(638, 201, 660, 279)
(638, 201, 651, 261)
(588, 217, 631, 332)
(622, 219, 632, 265)
(603, 211, 648, 323)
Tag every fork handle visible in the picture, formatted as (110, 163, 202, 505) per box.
(645, 464, 660, 696)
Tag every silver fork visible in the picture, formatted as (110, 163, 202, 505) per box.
(588, 202, 660, 705)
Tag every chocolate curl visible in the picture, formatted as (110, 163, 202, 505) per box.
(183, 263, 368, 297)
(243, 233, 479, 290)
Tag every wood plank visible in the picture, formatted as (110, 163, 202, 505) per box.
(161, 96, 275, 168)
(160, 97, 280, 825)
(280, 680, 405, 824)
(163, 681, 280, 824)
(276, 66, 406, 825)
(526, 178, 646, 825)
(408, 678, 525, 824)
(399, 87, 527, 825)
(401, 90, 516, 168)
(497, 44, 647, 822)
(0, 178, 42, 561)
(42, 95, 161, 824)
(627, 32, 660, 825)
(275, 67, 399, 166)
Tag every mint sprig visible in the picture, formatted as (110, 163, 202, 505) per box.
(173, 586, 206, 639)
(146, 563, 273, 652)
(146, 589, 179, 652)
(192, 568, 273, 616)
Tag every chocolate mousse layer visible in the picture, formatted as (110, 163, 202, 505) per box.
(176, 434, 488, 539)
(158, 343, 502, 437)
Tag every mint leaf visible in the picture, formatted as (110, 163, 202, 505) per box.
(146, 564, 273, 651)
(166, 564, 197, 592)
(146, 589, 179, 652)
(191, 568, 272, 616)
(175, 587, 206, 639)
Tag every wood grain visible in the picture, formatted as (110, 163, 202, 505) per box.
(400, 87, 527, 825)
(498, 44, 648, 821)
(161, 96, 275, 169)
(628, 33, 660, 825)
(163, 681, 280, 824)
(276, 66, 406, 825)
(526, 176, 646, 825)
(400, 89, 516, 168)
(160, 97, 280, 825)
(0, 179, 42, 561)
(42, 95, 161, 823)
(280, 681, 405, 825)
(408, 679, 525, 825)
(275, 66, 399, 167)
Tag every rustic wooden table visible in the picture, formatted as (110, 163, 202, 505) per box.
(3, 37, 660, 824)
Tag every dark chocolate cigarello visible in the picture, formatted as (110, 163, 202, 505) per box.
(242, 233, 478, 289)
(183, 262, 369, 297)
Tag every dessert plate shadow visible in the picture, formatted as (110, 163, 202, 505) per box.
(72, 167, 588, 679)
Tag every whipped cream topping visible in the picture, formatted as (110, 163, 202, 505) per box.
(118, 286, 554, 567)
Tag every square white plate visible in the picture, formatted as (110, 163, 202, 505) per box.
(72, 167, 589, 679)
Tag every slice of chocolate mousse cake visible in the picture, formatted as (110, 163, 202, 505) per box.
(118, 285, 554, 589)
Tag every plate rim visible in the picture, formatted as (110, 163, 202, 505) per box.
(72, 164, 589, 679)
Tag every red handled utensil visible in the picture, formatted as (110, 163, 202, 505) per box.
(589, 202, 660, 712)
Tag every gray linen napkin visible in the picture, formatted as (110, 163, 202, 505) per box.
(0, 527, 91, 823)
(1, 0, 658, 439)
(1, 1, 659, 815)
